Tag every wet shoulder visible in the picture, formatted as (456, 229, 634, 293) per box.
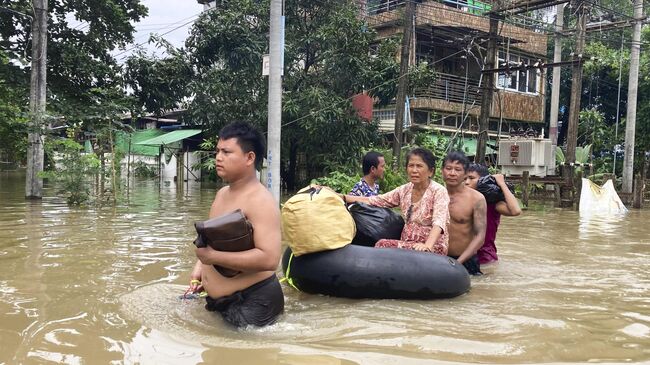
(214, 185, 231, 201)
(246, 183, 278, 211)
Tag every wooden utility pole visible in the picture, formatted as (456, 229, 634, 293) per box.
(622, 0, 643, 194)
(549, 3, 564, 148)
(392, 0, 415, 169)
(25, 0, 48, 199)
(562, 0, 587, 206)
(476, 12, 499, 164)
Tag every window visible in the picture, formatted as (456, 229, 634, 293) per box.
(527, 68, 538, 93)
(443, 115, 458, 127)
(413, 110, 429, 124)
(489, 120, 499, 132)
(508, 54, 518, 90)
(497, 51, 539, 94)
(373, 109, 395, 121)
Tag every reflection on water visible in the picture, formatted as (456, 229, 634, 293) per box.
(1, 171, 649, 364)
(578, 211, 629, 240)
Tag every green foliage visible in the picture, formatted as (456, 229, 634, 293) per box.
(311, 160, 409, 194)
(40, 138, 100, 205)
(579, 108, 610, 152)
(556, 144, 592, 173)
(123, 0, 439, 189)
(192, 139, 218, 182)
(1, 1, 146, 167)
(575, 144, 592, 165)
(577, 107, 617, 173)
(578, 26, 650, 176)
(124, 38, 192, 115)
(2, 1, 147, 105)
(0, 49, 28, 165)
(379, 164, 408, 192)
(132, 161, 157, 178)
(413, 132, 448, 160)
(312, 129, 460, 194)
(311, 171, 361, 193)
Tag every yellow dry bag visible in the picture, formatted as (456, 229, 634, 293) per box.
(281, 186, 355, 256)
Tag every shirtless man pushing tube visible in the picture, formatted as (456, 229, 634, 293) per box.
(189, 122, 284, 327)
(442, 151, 487, 275)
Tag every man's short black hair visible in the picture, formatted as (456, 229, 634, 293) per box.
(218, 122, 266, 170)
(468, 163, 490, 177)
(442, 150, 470, 172)
(405, 147, 437, 170)
(362, 151, 384, 175)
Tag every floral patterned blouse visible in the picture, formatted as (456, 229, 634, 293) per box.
(368, 180, 450, 255)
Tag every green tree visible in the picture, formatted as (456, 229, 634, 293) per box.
(0, 0, 147, 166)
(124, 37, 193, 115)
(581, 25, 650, 177)
(40, 137, 100, 205)
(0, 50, 28, 165)
(125, 0, 436, 190)
(1, 0, 147, 104)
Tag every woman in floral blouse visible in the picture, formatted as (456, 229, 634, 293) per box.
(341, 148, 450, 255)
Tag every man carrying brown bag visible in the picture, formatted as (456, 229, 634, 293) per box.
(189, 122, 284, 328)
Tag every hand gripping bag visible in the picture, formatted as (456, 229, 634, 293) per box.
(281, 186, 355, 256)
(193, 209, 254, 277)
(348, 203, 404, 247)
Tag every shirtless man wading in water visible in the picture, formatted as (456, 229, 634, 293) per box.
(189, 122, 284, 327)
(442, 151, 487, 275)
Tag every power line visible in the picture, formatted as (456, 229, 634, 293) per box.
(0, 6, 34, 20)
(280, 41, 490, 130)
(113, 14, 201, 60)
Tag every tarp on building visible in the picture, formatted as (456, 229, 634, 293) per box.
(115, 129, 165, 157)
(135, 129, 202, 146)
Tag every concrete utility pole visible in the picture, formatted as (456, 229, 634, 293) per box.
(476, 12, 499, 164)
(392, 0, 415, 169)
(549, 3, 564, 147)
(613, 34, 624, 176)
(267, 0, 283, 202)
(564, 0, 587, 181)
(622, 0, 643, 193)
(25, 0, 48, 199)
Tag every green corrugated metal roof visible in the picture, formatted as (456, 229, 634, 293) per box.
(135, 129, 202, 146)
(115, 129, 166, 157)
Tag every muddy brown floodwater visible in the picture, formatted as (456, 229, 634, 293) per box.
(1, 171, 649, 364)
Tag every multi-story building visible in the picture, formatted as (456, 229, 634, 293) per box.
(366, 0, 548, 141)
(196, 0, 548, 146)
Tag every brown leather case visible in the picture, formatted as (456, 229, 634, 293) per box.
(193, 209, 254, 277)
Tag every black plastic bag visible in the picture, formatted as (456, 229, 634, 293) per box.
(476, 175, 515, 204)
(348, 203, 404, 246)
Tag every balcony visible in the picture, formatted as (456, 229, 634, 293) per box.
(413, 72, 482, 106)
(367, 0, 547, 56)
(410, 72, 544, 123)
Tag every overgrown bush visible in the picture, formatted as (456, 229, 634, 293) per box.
(40, 138, 100, 205)
(133, 161, 157, 178)
(193, 139, 218, 182)
(311, 131, 454, 194)
(311, 171, 361, 193)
